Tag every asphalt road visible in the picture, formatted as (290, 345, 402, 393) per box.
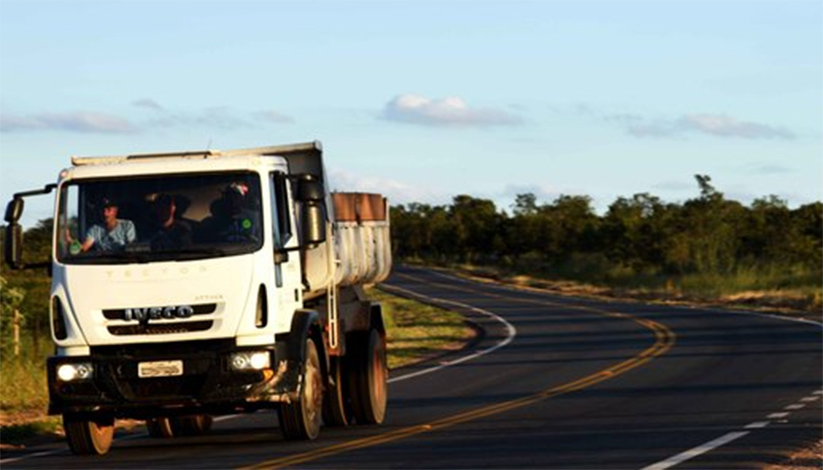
(3, 265, 821, 469)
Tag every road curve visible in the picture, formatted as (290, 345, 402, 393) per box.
(3, 265, 821, 469)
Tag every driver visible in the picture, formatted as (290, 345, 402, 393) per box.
(72, 198, 137, 253)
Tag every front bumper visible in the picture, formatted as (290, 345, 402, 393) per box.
(47, 339, 301, 419)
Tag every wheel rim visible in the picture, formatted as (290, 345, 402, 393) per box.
(303, 339, 323, 437)
(305, 359, 322, 424)
(90, 421, 114, 452)
(372, 336, 387, 407)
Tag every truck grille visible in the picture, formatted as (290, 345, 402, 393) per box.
(103, 303, 218, 336)
(107, 321, 213, 336)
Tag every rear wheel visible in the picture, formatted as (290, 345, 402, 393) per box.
(146, 414, 212, 438)
(347, 328, 388, 424)
(146, 417, 174, 438)
(63, 414, 115, 455)
(279, 337, 323, 440)
(171, 414, 213, 436)
(322, 357, 352, 427)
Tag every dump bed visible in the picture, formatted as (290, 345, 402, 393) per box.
(332, 193, 392, 286)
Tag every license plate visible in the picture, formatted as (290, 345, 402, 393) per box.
(138, 360, 183, 378)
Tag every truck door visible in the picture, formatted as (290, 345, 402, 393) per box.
(270, 172, 302, 329)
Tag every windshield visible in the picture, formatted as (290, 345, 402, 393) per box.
(57, 172, 263, 264)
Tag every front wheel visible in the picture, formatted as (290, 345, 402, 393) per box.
(63, 414, 115, 455)
(279, 337, 323, 440)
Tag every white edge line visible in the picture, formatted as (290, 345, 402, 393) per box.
(641, 431, 750, 470)
(745, 422, 770, 429)
(785, 404, 806, 410)
(801, 396, 820, 402)
(768, 412, 790, 419)
(0, 448, 66, 465)
(383, 283, 517, 384)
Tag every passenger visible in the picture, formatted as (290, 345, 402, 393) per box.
(213, 182, 260, 243)
(150, 194, 193, 251)
(71, 198, 136, 253)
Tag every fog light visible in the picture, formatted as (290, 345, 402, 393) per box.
(57, 363, 94, 382)
(230, 351, 271, 371)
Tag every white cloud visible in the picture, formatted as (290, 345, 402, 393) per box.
(0, 111, 136, 134)
(678, 114, 793, 139)
(132, 98, 164, 111)
(382, 93, 523, 127)
(605, 112, 794, 140)
(748, 164, 792, 175)
(254, 110, 295, 124)
(328, 168, 450, 206)
(501, 183, 561, 204)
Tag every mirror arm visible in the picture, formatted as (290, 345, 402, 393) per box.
(13, 183, 57, 199)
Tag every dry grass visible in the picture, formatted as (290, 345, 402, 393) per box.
(0, 357, 49, 425)
(370, 287, 477, 369)
(449, 263, 822, 319)
(766, 440, 823, 470)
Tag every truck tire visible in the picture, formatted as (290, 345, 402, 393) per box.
(146, 414, 212, 438)
(279, 337, 323, 440)
(171, 414, 213, 436)
(322, 357, 352, 427)
(146, 417, 174, 438)
(347, 328, 388, 425)
(63, 414, 114, 455)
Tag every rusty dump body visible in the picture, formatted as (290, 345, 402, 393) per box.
(330, 193, 391, 288)
(332, 193, 387, 222)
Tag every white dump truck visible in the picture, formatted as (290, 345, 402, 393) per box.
(3, 141, 392, 455)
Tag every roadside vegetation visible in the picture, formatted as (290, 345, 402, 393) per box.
(391, 175, 822, 315)
(370, 287, 476, 369)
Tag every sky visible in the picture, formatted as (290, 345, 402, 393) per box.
(1, 0, 821, 226)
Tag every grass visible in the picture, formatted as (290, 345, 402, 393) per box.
(370, 287, 476, 369)
(0, 418, 62, 446)
(437, 259, 822, 315)
(1, 343, 58, 447)
(0, 288, 474, 446)
(0, 338, 51, 421)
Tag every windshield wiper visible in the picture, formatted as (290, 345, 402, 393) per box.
(159, 247, 235, 260)
(71, 252, 153, 264)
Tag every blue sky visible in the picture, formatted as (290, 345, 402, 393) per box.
(1, 0, 821, 225)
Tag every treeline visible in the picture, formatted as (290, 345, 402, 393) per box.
(390, 176, 822, 287)
(0, 219, 53, 359)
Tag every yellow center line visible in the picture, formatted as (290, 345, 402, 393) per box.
(241, 272, 676, 470)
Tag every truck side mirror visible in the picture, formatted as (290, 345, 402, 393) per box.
(301, 203, 326, 245)
(5, 198, 23, 223)
(296, 175, 327, 246)
(4, 224, 23, 270)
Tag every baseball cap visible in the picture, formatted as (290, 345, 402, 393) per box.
(101, 197, 118, 208)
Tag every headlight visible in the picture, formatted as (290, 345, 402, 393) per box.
(230, 351, 271, 371)
(56, 363, 94, 382)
